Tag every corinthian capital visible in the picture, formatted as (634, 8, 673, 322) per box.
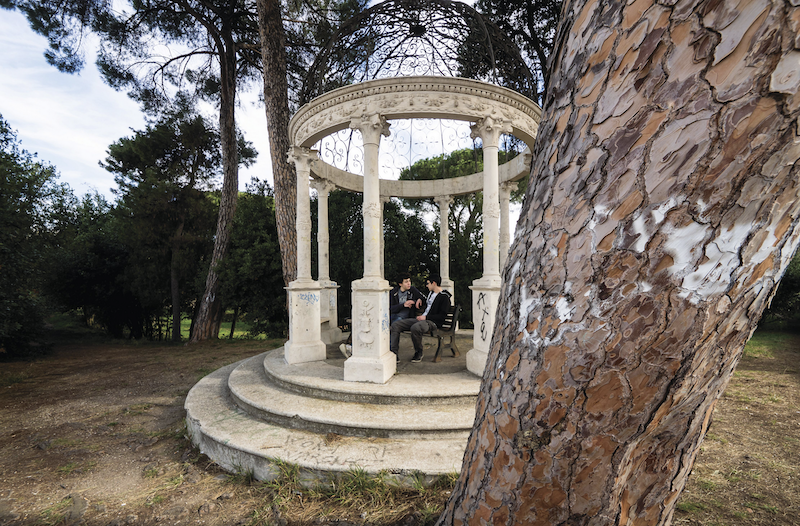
(287, 147, 318, 174)
(311, 178, 336, 197)
(434, 195, 453, 209)
(470, 117, 513, 148)
(350, 113, 391, 145)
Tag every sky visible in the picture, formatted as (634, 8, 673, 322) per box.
(0, 10, 273, 200)
(0, 8, 521, 232)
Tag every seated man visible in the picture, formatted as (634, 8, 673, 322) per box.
(389, 274, 425, 324)
(390, 274, 451, 363)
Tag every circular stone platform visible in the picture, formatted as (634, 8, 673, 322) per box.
(185, 335, 480, 482)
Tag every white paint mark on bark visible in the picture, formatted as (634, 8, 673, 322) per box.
(556, 297, 574, 322)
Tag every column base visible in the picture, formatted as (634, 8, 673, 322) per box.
(284, 340, 327, 365)
(345, 277, 393, 383)
(466, 348, 489, 377)
(467, 277, 501, 377)
(320, 321, 344, 345)
(441, 278, 455, 305)
(343, 352, 397, 384)
(285, 279, 326, 365)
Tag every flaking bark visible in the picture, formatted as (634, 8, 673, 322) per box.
(258, 0, 298, 287)
(190, 35, 239, 342)
(439, 1, 800, 524)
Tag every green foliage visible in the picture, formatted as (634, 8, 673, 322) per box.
(218, 179, 288, 337)
(474, 0, 563, 103)
(761, 247, 800, 329)
(0, 114, 75, 359)
(49, 103, 234, 341)
(103, 102, 223, 339)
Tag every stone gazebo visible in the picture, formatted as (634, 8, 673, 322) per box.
(285, 76, 542, 382)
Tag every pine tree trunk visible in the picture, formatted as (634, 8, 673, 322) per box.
(170, 221, 184, 343)
(439, 1, 800, 524)
(257, 0, 297, 286)
(190, 39, 239, 342)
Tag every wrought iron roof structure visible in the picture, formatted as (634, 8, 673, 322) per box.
(299, 0, 537, 105)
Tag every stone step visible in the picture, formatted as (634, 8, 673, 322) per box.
(262, 348, 480, 405)
(228, 352, 476, 439)
(185, 359, 469, 481)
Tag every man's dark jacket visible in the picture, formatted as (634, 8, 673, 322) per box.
(389, 285, 426, 319)
(423, 289, 452, 328)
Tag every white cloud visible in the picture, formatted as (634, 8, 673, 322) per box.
(0, 10, 273, 198)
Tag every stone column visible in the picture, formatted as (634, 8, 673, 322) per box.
(467, 117, 513, 376)
(380, 195, 391, 279)
(311, 178, 342, 344)
(344, 114, 395, 383)
(434, 195, 455, 304)
(284, 147, 326, 364)
(499, 181, 517, 269)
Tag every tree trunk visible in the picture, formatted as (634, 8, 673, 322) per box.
(190, 39, 239, 342)
(439, 1, 800, 525)
(170, 221, 185, 342)
(257, 0, 297, 286)
(229, 306, 238, 339)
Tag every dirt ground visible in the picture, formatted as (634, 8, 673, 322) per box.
(0, 328, 798, 525)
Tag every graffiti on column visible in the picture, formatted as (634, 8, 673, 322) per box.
(299, 292, 319, 305)
(477, 292, 489, 342)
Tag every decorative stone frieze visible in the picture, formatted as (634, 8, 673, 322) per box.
(290, 77, 541, 149)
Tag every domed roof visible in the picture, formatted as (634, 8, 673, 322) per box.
(299, 0, 537, 105)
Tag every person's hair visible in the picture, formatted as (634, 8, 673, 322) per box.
(426, 274, 442, 286)
(396, 273, 411, 285)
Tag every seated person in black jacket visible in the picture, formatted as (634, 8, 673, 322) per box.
(389, 274, 426, 324)
(390, 274, 451, 363)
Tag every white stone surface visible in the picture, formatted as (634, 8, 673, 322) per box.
(467, 278, 501, 376)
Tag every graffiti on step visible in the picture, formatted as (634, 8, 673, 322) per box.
(268, 435, 389, 468)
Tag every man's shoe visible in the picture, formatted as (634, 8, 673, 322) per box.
(411, 352, 423, 363)
(339, 343, 352, 358)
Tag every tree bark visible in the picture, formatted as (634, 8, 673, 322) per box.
(190, 36, 239, 342)
(170, 220, 185, 342)
(257, 0, 297, 286)
(439, 1, 800, 524)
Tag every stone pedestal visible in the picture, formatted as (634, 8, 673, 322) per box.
(344, 278, 395, 383)
(319, 279, 343, 344)
(466, 277, 501, 376)
(285, 280, 327, 365)
(441, 278, 456, 305)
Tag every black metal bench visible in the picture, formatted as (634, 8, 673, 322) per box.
(401, 304, 461, 362)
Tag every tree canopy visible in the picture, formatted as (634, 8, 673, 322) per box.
(0, 114, 74, 358)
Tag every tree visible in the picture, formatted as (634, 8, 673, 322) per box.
(3, 0, 263, 341)
(473, 0, 562, 103)
(47, 192, 146, 338)
(218, 179, 288, 337)
(0, 114, 74, 358)
(257, 0, 297, 291)
(438, 1, 800, 524)
(102, 103, 238, 341)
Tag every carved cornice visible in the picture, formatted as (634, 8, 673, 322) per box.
(290, 76, 541, 149)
